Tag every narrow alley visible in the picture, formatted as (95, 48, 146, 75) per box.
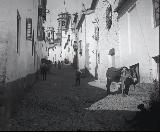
(0, 0, 159, 131)
(6, 65, 137, 131)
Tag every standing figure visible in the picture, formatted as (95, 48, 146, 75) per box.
(123, 70, 133, 95)
(61, 61, 63, 68)
(120, 67, 128, 96)
(58, 61, 61, 69)
(40, 62, 48, 80)
(75, 70, 82, 86)
(54, 61, 57, 68)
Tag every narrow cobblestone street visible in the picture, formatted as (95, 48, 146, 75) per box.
(6, 65, 143, 131)
(0, 0, 159, 131)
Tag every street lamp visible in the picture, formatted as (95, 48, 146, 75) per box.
(73, 41, 78, 70)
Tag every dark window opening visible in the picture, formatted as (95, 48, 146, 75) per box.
(94, 26, 99, 41)
(79, 40, 82, 55)
(153, 0, 159, 27)
(106, 4, 112, 30)
(98, 53, 100, 64)
(62, 21, 65, 26)
(67, 35, 70, 41)
(71, 40, 73, 46)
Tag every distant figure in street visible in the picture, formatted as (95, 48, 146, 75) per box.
(75, 70, 82, 86)
(58, 60, 61, 69)
(54, 61, 57, 68)
(40, 62, 48, 80)
(61, 61, 64, 68)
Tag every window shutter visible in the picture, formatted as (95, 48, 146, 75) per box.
(26, 18, 32, 40)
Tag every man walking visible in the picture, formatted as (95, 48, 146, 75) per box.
(54, 61, 57, 68)
(75, 70, 82, 86)
(40, 62, 48, 80)
(58, 61, 61, 69)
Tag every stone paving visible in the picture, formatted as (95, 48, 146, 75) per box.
(5, 65, 154, 131)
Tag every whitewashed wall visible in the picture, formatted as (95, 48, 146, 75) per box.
(118, 0, 159, 83)
(0, 0, 45, 83)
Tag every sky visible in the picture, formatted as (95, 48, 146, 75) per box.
(45, 0, 92, 31)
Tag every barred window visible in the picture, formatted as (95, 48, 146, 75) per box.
(26, 18, 32, 40)
(153, 0, 159, 27)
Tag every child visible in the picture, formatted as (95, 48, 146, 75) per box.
(75, 70, 82, 86)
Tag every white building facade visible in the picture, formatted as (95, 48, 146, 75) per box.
(0, 0, 47, 120)
(114, 0, 159, 83)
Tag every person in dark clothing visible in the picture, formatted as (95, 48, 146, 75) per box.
(58, 61, 61, 69)
(40, 63, 48, 80)
(54, 61, 57, 68)
(75, 70, 82, 86)
(61, 61, 63, 68)
(123, 75, 134, 95)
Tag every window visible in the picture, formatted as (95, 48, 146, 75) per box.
(26, 18, 32, 40)
(81, 25, 82, 33)
(17, 9, 21, 54)
(153, 0, 159, 27)
(106, 4, 112, 30)
(62, 21, 65, 26)
(67, 35, 70, 41)
(94, 26, 99, 41)
(48, 32, 50, 37)
(37, 6, 45, 41)
(79, 40, 82, 55)
(98, 53, 100, 64)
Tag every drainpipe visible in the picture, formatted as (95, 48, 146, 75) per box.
(85, 17, 86, 72)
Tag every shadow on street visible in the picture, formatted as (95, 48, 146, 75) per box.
(5, 65, 159, 131)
